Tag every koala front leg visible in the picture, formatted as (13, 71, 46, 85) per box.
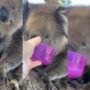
(39, 54, 67, 90)
(45, 55, 67, 81)
(0, 30, 22, 81)
(53, 77, 68, 90)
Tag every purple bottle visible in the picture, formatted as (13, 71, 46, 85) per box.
(31, 43, 56, 65)
(68, 50, 87, 79)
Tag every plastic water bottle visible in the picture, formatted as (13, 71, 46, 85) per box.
(31, 43, 55, 65)
(68, 50, 87, 79)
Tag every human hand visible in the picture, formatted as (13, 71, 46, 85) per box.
(23, 36, 42, 79)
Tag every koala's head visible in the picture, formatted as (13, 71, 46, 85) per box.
(68, 7, 90, 66)
(0, 0, 23, 36)
(24, 5, 68, 55)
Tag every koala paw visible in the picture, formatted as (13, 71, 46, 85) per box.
(6, 80, 19, 90)
(41, 74, 57, 90)
(49, 82, 57, 90)
(0, 70, 8, 84)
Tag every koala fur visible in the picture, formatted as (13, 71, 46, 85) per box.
(0, 0, 23, 57)
(68, 6, 90, 67)
(0, 0, 23, 89)
(0, 1, 68, 90)
(68, 6, 90, 89)
(68, 6, 90, 74)
(0, 29, 22, 90)
(24, 4, 68, 89)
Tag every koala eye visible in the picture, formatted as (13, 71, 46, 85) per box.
(12, 6, 15, 10)
(81, 41, 86, 46)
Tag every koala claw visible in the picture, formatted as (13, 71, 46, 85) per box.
(6, 80, 19, 90)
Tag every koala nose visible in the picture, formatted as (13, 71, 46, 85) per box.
(0, 7, 9, 22)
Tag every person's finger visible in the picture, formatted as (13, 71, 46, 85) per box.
(30, 60, 42, 69)
(23, 60, 42, 79)
(28, 36, 41, 47)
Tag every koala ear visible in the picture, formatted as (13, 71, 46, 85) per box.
(56, 7, 68, 38)
(56, 6, 68, 16)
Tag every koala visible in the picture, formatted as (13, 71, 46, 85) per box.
(68, 7, 90, 74)
(68, 6, 90, 67)
(24, 5, 68, 89)
(0, 2, 67, 90)
(68, 6, 90, 89)
(0, 0, 23, 57)
(0, 0, 23, 89)
(0, 29, 22, 90)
